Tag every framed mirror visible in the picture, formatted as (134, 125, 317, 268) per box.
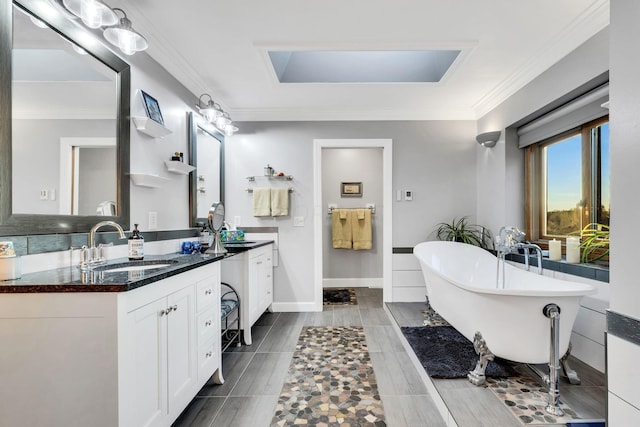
(188, 112, 224, 227)
(0, 0, 130, 236)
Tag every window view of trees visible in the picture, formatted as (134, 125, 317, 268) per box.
(540, 119, 609, 238)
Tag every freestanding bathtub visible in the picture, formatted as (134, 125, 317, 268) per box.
(413, 241, 596, 365)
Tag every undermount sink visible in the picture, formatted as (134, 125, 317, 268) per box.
(93, 259, 179, 273)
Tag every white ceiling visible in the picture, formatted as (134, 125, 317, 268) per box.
(109, 0, 609, 122)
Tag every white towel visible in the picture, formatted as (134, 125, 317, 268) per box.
(252, 187, 271, 217)
(270, 188, 289, 216)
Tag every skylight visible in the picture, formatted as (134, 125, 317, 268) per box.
(268, 50, 461, 84)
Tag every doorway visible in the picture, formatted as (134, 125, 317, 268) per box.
(313, 139, 393, 311)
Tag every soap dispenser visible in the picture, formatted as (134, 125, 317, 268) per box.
(128, 224, 144, 260)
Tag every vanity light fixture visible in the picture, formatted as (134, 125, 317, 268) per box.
(197, 94, 239, 136)
(197, 94, 224, 123)
(476, 130, 501, 148)
(103, 8, 148, 55)
(62, 0, 118, 29)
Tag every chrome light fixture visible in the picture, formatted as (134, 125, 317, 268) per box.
(476, 131, 501, 148)
(62, 0, 118, 29)
(197, 94, 239, 136)
(197, 94, 224, 123)
(53, 0, 148, 55)
(103, 8, 148, 55)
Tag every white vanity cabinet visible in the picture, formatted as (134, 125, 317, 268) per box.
(0, 261, 222, 427)
(222, 243, 274, 345)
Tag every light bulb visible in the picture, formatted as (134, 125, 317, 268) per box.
(80, 0, 103, 28)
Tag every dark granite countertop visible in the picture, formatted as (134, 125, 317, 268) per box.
(0, 240, 273, 294)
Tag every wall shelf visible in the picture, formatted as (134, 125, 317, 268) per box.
(133, 116, 172, 138)
(130, 173, 170, 188)
(165, 160, 195, 175)
(246, 175, 293, 182)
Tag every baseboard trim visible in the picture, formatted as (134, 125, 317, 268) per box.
(323, 278, 383, 288)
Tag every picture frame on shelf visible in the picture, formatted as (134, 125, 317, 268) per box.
(140, 90, 164, 125)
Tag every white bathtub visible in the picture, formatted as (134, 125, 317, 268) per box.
(414, 241, 596, 364)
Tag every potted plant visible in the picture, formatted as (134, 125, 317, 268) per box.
(435, 216, 493, 250)
(574, 223, 610, 264)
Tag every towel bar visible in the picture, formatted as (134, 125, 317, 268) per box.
(246, 188, 293, 193)
(327, 206, 376, 214)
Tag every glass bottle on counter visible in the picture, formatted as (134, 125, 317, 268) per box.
(128, 224, 144, 260)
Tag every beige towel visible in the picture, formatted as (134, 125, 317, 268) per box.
(270, 188, 289, 216)
(252, 187, 271, 217)
(352, 209, 372, 250)
(332, 209, 352, 249)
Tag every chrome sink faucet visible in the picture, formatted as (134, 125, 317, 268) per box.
(80, 221, 127, 270)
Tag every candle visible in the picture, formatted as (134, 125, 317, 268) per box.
(549, 239, 561, 261)
(566, 236, 581, 264)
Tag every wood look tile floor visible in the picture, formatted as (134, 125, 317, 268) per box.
(386, 302, 607, 427)
(172, 288, 447, 427)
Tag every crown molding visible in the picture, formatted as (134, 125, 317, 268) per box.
(472, 0, 609, 119)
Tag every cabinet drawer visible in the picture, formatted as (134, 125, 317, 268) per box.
(196, 278, 216, 312)
(197, 307, 217, 345)
(197, 337, 219, 384)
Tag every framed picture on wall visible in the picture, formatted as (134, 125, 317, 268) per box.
(140, 90, 164, 125)
(341, 182, 362, 197)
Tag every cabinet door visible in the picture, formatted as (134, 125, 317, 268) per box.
(167, 284, 197, 416)
(127, 298, 168, 427)
(247, 253, 262, 325)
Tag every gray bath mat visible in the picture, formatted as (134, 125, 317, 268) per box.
(401, 325, 516, 378)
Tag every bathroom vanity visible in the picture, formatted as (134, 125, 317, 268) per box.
(222, 242, 274, 345)
(0, 241, 274, 427)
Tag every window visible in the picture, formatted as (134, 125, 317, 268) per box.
(525, 116, 609, 240)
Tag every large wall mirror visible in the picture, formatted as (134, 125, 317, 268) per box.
(188, 112, 224, 227)
(0, 0, 130, 236)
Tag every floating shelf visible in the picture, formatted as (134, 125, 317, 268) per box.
(165, 160, 195, 175)
(130, 173, 170, 188)
(246, 175, 293, 182)
(133, 116, 172, 138)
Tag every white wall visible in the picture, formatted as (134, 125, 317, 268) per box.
(608, 0, 640, 423)
(226, 121, 476, 305)
(476, 28, 609, 236)
(322, 147, 383, 280)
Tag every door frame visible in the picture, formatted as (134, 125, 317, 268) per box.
(313, 139, 393, 311)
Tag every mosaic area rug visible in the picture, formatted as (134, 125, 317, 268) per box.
(323, 288, 358, 306)
(486, 366, 580, 425)
(271, 326, 386, 427)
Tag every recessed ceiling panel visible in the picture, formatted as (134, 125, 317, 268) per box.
(268, 50, 461, 83)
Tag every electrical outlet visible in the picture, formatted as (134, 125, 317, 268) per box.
(39, 189, 48, 200)
(148, 211, 158, 230)
(293, 216, 305, 227)
(404, 190, 413, 201)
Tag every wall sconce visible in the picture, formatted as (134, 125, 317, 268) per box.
(53, 0, 148, 55)
(197, 94, 239, 136)
(476, 131, 501, 148)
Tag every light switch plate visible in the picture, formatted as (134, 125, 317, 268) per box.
(148, 211, 158, 230)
